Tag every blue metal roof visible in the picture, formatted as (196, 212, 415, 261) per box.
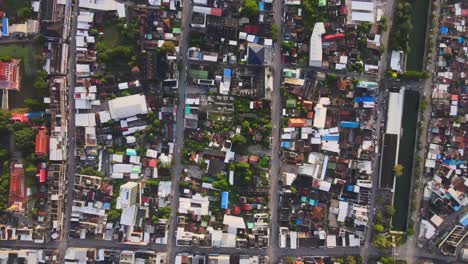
(2, 17, 8, 36)
(126, 149, 137, 156)
(340, 121, 359, 128)
(221, 192, 229, 209)
(223, 68, 231, 77)
(258, 1, 264, 11)
(440, 26, 448, 34)
(322, 135, 339, 141)
(354, 97, 376, 103)
(459, 213, 468, 227)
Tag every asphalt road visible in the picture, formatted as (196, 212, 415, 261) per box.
(0, 238, 457, 263)
(165, 0, 192, 261)
(59, 0, 79, 259)
(265, 0, 284, 263)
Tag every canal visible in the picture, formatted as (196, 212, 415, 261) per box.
(406, 0, 430, 71)
(392, 90, 419, 231)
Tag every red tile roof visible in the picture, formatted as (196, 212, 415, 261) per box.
(0, 59, 21, 91)
(35, 128, 48, 156)
(9, 162, 26, 209)
(36, 169, 46, 183)
(210, 8, 222, 16)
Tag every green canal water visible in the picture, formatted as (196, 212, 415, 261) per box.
(392, 90, 419, 231)
(406, 0, 430, 71)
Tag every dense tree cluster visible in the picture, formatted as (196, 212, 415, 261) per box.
(241, 0, 259, 19)
(302, 0, 328, 27)
(390, 1, 413, 52)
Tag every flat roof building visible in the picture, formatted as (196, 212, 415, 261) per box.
(309, 23, 326, 67)
(108, 94, 149, 120)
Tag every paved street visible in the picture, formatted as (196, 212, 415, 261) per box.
(59, 0, 79, 259)
(165, 0, 193, 261)
(266, 0, 284, 263)
(0, 238, 458, 263)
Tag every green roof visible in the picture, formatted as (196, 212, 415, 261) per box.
(172, 28, 181, 34)
(318, 0, 326, 6)
(286, 99, 297, 108)
(189, 69, 209, 79)
(131, 165, 142, 174)
(283, 71, 295, 78)
(327, 162, 337, 169)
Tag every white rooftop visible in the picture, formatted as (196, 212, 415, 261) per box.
(108, 94, 149, 120)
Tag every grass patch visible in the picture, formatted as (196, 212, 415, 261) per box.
(0, 44, 41, 76)
(102, 23, 121, 48)
(0, 43, 43, 108)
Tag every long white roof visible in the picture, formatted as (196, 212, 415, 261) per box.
(79, 0, 126, 18)
(351, 1, 374, 11)
(386, 90, 404, 135)
(351, 11, 375, 22)
(309, 23, 326, 67)
(108, 94, 148, 120)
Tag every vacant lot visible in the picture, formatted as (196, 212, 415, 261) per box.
(102, 22, 121, 48)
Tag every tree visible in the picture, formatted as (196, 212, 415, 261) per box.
(393, 164, 404, 177)
(17, 7, 33, 20)
(284, 257, 296, 264)
(89, 28, 99, 36)
(160, 41, 176, 53)
(34, 70, 49, 90)
(212, 178, 229, 191)
(231, 134, 247, 145)
(325, 73, 338, 89)
(373, 223, 385, 233)
(108, 209, 121, 223)
(302, 0, 327, 27)
(345, 256, 357, 264)
(379, 17, 389, 32)
(146, 179, 160, 189)
(270, 24, 279, 42)
(378, 257, 395, 264)
(333, 258, 344, 264)
(14, 127, 35, 154)
(229, 162, 252, 183)
(372, 234, 392, 249)
(158, 207, 171, 219)
(0, 56, 12, 62)
(290, 187, 298, 195)
(179, 181, 190, 188)
(79, 167, 104, 177)
(241, 120, 251, 132)
(241, 0, 259, 19)
(281, 41, 294, 52)
(24, 98, 44, 112)
(25, 163, 37, 178)
(384, 205, 396, 216)
(0, 148, 8, 163)
(258, 156, 270, 168)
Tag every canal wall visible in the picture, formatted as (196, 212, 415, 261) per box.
(391, 90, 420, 231)
(406, 0, 431, 71)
